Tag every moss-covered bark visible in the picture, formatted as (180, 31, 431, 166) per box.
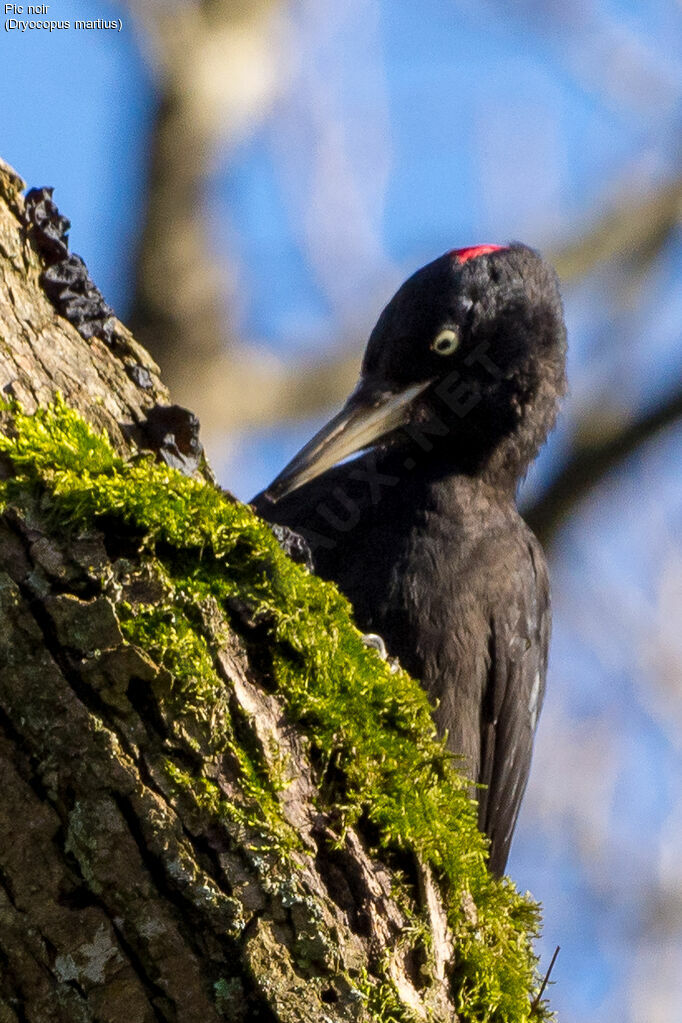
(0, 159, 551, 1022)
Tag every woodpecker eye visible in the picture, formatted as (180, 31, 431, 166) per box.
(431, 327, 460, 356)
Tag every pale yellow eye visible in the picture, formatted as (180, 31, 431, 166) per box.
(431, 327, 460, 356)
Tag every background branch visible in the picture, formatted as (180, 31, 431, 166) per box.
(525, 386, 682, 545)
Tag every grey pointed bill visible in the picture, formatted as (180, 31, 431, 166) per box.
(262, 378, 432, 503)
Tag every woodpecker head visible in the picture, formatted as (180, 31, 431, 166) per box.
(264, 243, 567, 502)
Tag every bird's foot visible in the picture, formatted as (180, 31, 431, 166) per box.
(362, 633, 400, 673)
(268, 523, 314, 571)
(362, 633, 388, 658)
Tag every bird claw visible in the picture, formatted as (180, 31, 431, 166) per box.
(362, 633, 388, 658)
(268, 523, 314, 571)
(362, 633, 402, 672)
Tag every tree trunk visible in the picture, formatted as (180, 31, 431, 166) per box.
(0, 158, 547, 1023)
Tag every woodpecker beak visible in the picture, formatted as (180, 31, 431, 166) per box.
(263, 378, 431, 503)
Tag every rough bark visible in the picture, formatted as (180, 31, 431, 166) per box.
(0, 162, 168, 453)
(0, 519, 427, 1023)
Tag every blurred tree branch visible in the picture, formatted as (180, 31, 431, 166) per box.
(551, 176, 682, 282)
(125, 0, 287, 422)
(525, 386, 682, 545)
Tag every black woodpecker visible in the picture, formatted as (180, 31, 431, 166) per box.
(252, 243, 567, 875)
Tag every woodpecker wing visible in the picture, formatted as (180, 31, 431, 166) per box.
(477, 536, 551, 875)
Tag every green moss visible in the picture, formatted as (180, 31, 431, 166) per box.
(119, 599, 298, 849)
(0, 397, 553, 1022)
(355, 967, 420, 1023)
